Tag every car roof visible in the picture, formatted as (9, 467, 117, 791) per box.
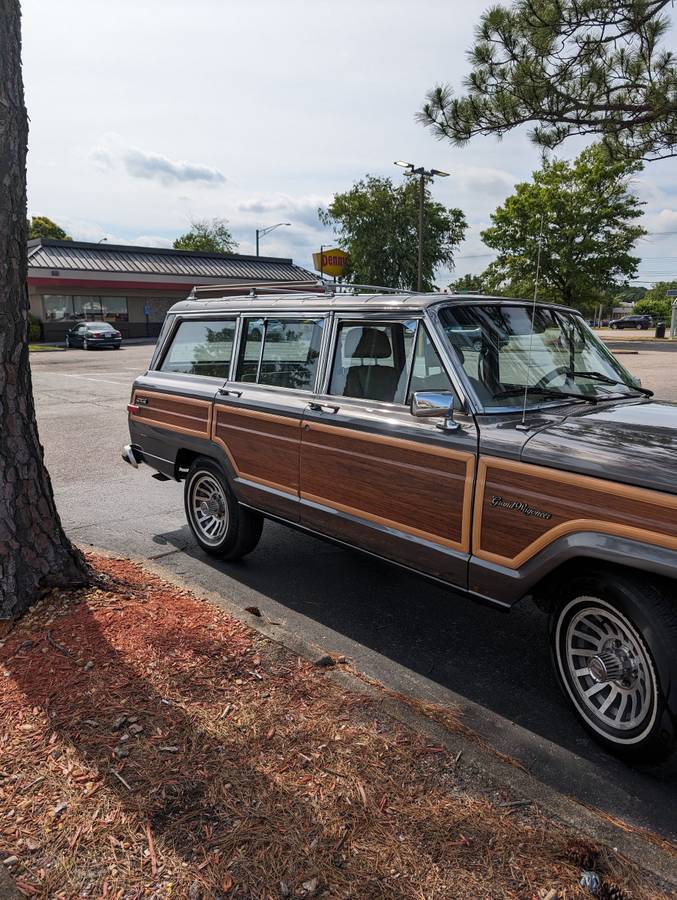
(169, 289, 581, 317)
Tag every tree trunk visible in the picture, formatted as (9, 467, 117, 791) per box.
(0, 0, 89, 619)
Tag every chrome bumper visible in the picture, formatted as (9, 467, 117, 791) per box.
(121, 444, 142, 468)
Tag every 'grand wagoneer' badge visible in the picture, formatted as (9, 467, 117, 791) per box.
(490, 495, 552, 520)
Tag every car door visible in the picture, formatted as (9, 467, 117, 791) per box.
(71, 324, 86, 346)
(299, 314, 478, 588)
(211, 314, 326, 522)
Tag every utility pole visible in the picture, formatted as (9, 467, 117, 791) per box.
(394, 161, 449, 292)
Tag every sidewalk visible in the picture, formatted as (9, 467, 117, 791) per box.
(0, 553, 673, 899)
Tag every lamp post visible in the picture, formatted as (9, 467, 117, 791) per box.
(255, 222, 291, 256)
(394, 161, 449, 292)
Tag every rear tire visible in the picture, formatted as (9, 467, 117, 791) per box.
(549, 571, 676, 763)
(184, 457, 263, 560)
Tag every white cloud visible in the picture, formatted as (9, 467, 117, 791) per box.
(91, 135, 226, 186)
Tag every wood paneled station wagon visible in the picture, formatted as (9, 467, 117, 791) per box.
(124, 286, 677, 762)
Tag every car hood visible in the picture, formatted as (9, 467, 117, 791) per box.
(521, 399, 677, 495)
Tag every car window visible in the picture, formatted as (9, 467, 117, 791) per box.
(235, 318, 324, 391)
(328, 320, 417, 404)
(159, 319, 236, 378)
(407, 325, 455, 400)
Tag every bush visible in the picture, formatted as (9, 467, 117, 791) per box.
(27, 314, 42, 342)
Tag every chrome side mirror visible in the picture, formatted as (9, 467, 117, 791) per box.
(410, 391, 459, 432)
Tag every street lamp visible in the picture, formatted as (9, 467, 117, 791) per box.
(394, 161, 449, 292)
(97, 237, 108, 244)
(255, 222, 291, 256)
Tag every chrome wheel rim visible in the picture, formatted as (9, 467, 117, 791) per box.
(189, 473, 228, 545)
(556, 597, 657, 743)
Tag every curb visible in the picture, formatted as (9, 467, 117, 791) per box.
(105, 548, 677, 891)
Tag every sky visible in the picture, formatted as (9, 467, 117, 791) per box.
(21, 0, 677, 287)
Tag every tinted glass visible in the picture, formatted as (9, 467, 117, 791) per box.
(328, 320, 416, 404)
(236, 318, 323, 390)
(408, 325, 454, 400)
(159, 319, 236, 378)
(87, 323, 116, 332)
(74, 297, 103, 320)
(100, 297, 128, 322)
(43, 295, 73, 321)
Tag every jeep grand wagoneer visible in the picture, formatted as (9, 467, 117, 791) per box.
(124, 287, 677, 762)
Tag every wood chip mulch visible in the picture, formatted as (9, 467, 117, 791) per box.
(0, 552, 671, 899)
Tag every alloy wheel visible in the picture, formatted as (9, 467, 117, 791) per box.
(555, 597, 657, 744)
(188, 472, 229, 546)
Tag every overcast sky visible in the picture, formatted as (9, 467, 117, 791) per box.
(22, 0, 677, 286)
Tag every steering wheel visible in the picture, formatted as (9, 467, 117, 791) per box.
(534, 365, 574, 389)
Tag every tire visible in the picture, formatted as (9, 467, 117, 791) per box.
(84, 338, 89, 350)
(184, 457, 263, 560)
(113, 345, 121, 350)
(65, 336, 70, 348)
(610, 323, 616, 329)
(549, 571, 676, 763)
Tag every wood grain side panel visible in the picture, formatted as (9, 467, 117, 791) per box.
(301, 422, 475, 551)
(474, 457, 677, 568)
(130, 390, 212, 438)
(212, 405, 301, 495)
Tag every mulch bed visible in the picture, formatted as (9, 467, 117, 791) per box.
(0, 552, 671, 899)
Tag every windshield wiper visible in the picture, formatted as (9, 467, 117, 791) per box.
(568, 370, 653, 397)
(492, 386, 594, 404)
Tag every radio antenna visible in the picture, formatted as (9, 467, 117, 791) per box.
(520, 212, 545, 427)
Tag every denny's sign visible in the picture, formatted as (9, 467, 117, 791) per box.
(312, 248, 349, 278)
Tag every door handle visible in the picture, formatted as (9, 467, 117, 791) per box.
(308, 402, 340, 413)
(218, 388, 242, 398)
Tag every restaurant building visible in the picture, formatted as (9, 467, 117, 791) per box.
(27, 239, 316, 342)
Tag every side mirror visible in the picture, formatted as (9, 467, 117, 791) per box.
(410, 391, 459, 432)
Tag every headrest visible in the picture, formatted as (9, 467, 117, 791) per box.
(344, 327, 392, 359)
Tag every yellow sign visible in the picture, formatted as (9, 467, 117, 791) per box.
(312, 248, 349, 278)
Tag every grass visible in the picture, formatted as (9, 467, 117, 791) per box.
(28, 343, 65, 352)
(0, 553, 671, 899)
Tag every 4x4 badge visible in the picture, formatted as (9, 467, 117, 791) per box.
(490, 495, 552, 520)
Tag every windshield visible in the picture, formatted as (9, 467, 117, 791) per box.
(439, 303, 643, 411)
(87, 323, 116, 331)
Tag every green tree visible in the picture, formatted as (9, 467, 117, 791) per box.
(479, 146, 646, 308)
(634, 281, 677, 320)
(449, 273, 486, 293)
(419, 0, 677, 162)
(173, 217, 238, 254)
(319, 175, 467, 291)
(27, 215, 71, 240)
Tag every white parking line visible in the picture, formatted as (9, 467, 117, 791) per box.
(34, 372, 127, 386)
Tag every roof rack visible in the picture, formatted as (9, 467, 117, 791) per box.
(188, 280, 425, 301)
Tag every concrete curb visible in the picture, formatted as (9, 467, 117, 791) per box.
(92, 547, 677, 891)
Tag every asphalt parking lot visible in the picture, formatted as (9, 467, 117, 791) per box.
(31, 342, 677, 840)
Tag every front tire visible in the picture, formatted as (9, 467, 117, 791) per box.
(84, 338, 90, 350)
(184, 457, 263, 560)
(550, 572, 676, 763)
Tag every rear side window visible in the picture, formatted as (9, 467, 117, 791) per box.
(159, 319, 236, 378)
(235, 318, 324, 391)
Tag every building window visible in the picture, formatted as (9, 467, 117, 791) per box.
(42, 295, 128, 322)
(43, 295, 73, 321)
(100, 297, 128, 322)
